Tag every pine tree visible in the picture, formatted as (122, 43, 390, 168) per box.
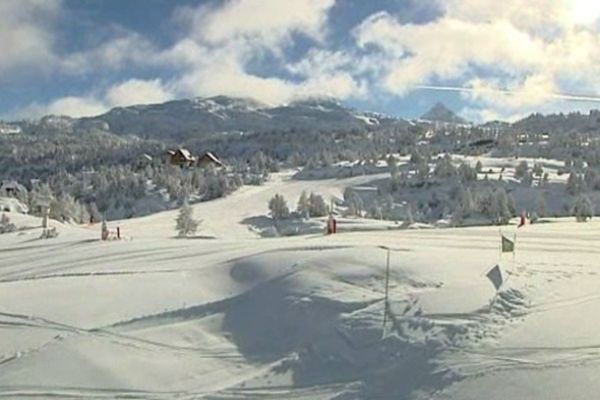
(573, 195, 593, 222)
(308, 192, 328, 217)
(493, 189, 511, 225)
(176, 199, 199, 237)
(475, 160, 483, 173)
(345, 190, 363, 217)
(404, 203, 415, 226)
(457, 185, 474, 218)
(541, 172, 550, 187)
(532, 163, 544, 177)
(416, 161, 430, 185)
(268, 194, 290, 220)
(515, 161, 529, 179)
(388, 156, 399, 180)
(0, 213, 17, 234)
(566, 172, 582, 195)
(535, 193, 546, 217)
(458, 163, 477, 183)
(369, 204, 384, 220)
(434, 154, 456, 179)
(296, 191, 310, 218)
(410, 150, 423, 164)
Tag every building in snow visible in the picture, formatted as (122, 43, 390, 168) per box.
(197, 152, 224, 169)
(166, 148, 196, 168)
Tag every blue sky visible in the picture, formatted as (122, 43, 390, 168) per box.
(3, 0, 600, 122)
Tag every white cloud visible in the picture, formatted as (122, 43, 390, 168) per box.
(20, 96, 106, 119)
(62, 33, 159, 74)
(0, 0, 160, 79)
(352, 0, 600, 120)
(163, 0, 356, 105)
(180, 0, 334, 46)
(12, 0, 600, 121)
(355, 12, 544, 91)
(0, 0, 61, 76)
(19, 79, 174, 118)
(105, 79, 174, 108)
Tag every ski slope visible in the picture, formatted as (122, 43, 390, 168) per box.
(116, 171, 391, 240)
(2, 173, 600, 399)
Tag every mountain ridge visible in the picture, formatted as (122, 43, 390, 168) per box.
(7, 95, 600, 139)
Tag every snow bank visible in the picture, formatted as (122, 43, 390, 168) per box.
(0, 197, 28, 213)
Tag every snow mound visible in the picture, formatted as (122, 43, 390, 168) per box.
(0, 197, 28, 213)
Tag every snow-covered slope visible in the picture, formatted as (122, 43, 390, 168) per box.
(2, 172, 600, 399)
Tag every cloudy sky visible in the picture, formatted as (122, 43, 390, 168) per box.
(3, 0, 600, 122)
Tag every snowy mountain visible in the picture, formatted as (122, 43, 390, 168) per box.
(420, 102, 468, 125)
(76, 96, 400, 140)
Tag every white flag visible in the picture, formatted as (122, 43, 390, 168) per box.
(486, 264, 503, 291)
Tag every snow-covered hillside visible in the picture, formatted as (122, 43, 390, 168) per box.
(2, 173, 600, 399)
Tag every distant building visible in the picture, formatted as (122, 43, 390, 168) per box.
(166, 148, 196, 168)
(196, 152, 224, 169)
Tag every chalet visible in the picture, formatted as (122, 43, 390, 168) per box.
(166, 148, 195, 168)
(196, 152, 224, 169)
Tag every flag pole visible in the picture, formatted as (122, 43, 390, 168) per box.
(382, 247, 391, 332)
(498, 228, 502, 262)
(513, 233, 517, 264)
(488, 266, 505, 312)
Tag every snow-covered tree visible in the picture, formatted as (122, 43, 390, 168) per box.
(521, 171, 534, 187)
(532, 163, 544, 177)
(410, 150, 423, 164)
(541, 172, 550, 187)
(344, 189, 363, 217)
(404, 203, 415, 225)
(535, 193, 546, 217)
(369, 204, 384, 220)
(434, 154, 456, 179)
(515, 161, 529, 179)
(566, 172, 583, 195)
(175, 199, 200, 237)
(572, 194, 593, 222)
(0, 213, 17, 234)
(268, 194, 290, 220)
(458, 163, 477, 183)
(478, 187, 513, 225)
(475, 160, 483, 173)
(416, 161, 430, 185)
(456, 185, 474, 219)
(388, 155, 399, 180)
(492, 188, 513, 225)
(296, 191, 310, 218)
(308, 192, 328, 217)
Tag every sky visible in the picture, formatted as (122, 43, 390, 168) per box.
(3, 0, 600, 122)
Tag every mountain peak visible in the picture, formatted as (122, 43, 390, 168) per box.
(420, 102, 467, 124)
